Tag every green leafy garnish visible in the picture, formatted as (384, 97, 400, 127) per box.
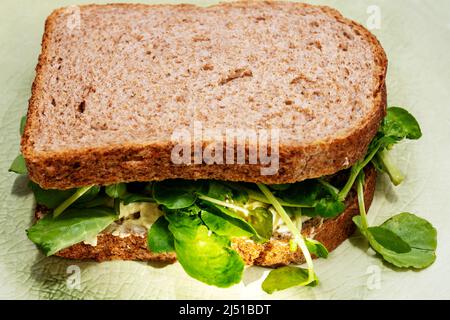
(27, 207, 117, 256)
(122, 193, 154, 205)
(153, 180, 203, 209)
(29, 181, 75, 209)
(8, 154, 27, 174)
(279, 180, 344, 218)
(206, 181, 233, 200)
(20, 115, 27, 135)
(165, 212, 244, 288)
(305, 238, 329, 258)
(339, 107, 422, 200)
(147, 216, 175, 253)
(77, 185, 101, 202)
(247, 207, 273, 242)
(200, 210, 254, 238)
(262, 266, 318, 294)
(73, 195, 112, 209)
(381, 106, 422, 141)
(8, 115, 28, 175)
(278, 180, 320, 207)
(314, 197, 345, 218)
(366, 226, 411, 253)
(197, 193, 249, 215)
(268, 184, 291, 191)
(353, 173, 437, 269)
(257, 184, 317, 288)
(53, 186, 97, 217)
(373, 149, 405, 185)
(164, 204, 202, 217)
(199, 202, 263, 242)
(109, 182, 155, 205)
(105, 183, 127, 199)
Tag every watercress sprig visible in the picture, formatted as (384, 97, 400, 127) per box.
(257, 184, 318, 291)
(53, 185, 98, 217)
(353, 173, 437, 269)
(338, 107, 422, 201)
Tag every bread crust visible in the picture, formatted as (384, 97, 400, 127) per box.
(21, 1, 387, 190)
(46, 166, 376, 266)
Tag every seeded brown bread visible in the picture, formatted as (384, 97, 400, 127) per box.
(45, 166, 376, 266)
(21, 1, 387, 190)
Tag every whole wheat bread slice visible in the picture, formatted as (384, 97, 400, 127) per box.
(22, 1, 387, 189)
(45, 166, 376, 266)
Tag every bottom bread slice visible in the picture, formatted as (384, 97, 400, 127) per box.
(38, 166, 376, 267)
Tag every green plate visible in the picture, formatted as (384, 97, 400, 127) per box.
(1, 0, 449, 299)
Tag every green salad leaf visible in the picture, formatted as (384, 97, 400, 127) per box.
(279, 180, 344, 218)
(381, 107, 422, 141)
(247, 207, 273, 242)
(29, 181, 75, 209)
(314, 197, 346, 218)
(200, 202, 264, 242)
(257, 184, 318, 290)
(200, 210, 254, 238)
(8, 154, 27, 174)
(153, 180, 204, 209)
(305, 238, 329, 258)
(147, 216, 175, 253)
(262, 266, 318, 294)
(8, 116, 28, 174)
(206, 181, 233, 200)
(353, 174, 437, 269)
(339, 107, 422, 200)
(367, 226, 411, 253)
(105, 183, 127, 199)
(20, 115, 27, 135)
(122, 193, 154, 205)
(73, 195, 112, 209)
(166, 204, 202, 217)
(268, 183, 291, 191)
(53, 185, 99, 217)
(27, 207, 117, 256)
(165, 212, 244, 288)
(78, 185, 101, 202)
(377, 213, 437, 268)
(278, 180, 320, 207)
(30, 183, 102, 212)
(373, 149, 405, 185)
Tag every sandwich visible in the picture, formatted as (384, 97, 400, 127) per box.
(10, 1, 437, 293)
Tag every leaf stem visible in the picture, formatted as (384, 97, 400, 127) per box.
(224, 182, 312, 208)
(257, 184, 316, 285)
(197, 194, 250, 215)
(338, 143, 382, 202)
(53, 186, 94, 217)
(356, 174, 369, 230)
(317, 179, 339, 197)
(376, 149, 405, 186)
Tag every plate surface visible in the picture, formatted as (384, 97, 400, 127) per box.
(1, 0, 449, 299)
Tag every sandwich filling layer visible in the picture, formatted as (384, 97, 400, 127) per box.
(31, 171, 348, 251)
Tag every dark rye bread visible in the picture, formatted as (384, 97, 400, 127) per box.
(22, 1, 387, 190)
(44, 166, 376, 266)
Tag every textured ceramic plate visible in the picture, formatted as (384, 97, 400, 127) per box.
(1, 0, 449, 299)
